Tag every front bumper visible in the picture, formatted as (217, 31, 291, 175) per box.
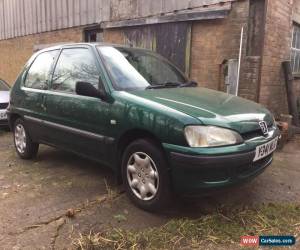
(0, 120, 8, 126)
(164, 126, 280, 194)
(170, 150, 272, 194)
(0, 109, 8, 126)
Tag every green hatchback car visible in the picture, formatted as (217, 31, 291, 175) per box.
(8, 43, 280, 211)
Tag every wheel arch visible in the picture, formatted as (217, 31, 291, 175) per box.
(116, 128, 168, 182)
(8, 113, 22, 130)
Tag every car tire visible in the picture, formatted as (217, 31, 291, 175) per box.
(13, 118, 39, 159)
(121, 138, 172, 212)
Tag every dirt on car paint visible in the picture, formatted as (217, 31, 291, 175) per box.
(0, 130, 300, 249)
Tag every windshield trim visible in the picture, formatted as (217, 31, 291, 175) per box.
(97, 45, 188, 92)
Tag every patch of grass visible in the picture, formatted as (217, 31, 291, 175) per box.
(104, 178, 119, 202)
(73, 203, 300, 249)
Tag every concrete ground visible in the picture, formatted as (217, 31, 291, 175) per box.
(0, 129, 300, 249)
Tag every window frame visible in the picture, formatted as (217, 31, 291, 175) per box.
(291, 22, 300, 76)
(49, 46, 104, 95)
(23, 49, 60, 90)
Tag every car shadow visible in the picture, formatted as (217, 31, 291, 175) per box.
(34, 145, 117, 187)
(34, 145, 259, 219)
(0, 131, 269, 222)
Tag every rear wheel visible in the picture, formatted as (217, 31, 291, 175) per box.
(121, 139, 172, 212)
(13, 118, 39, 159)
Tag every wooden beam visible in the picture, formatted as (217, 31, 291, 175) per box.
(101, 9, 230, 29)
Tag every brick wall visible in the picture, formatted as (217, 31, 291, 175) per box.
(239, 56, 261, 100)
(103, 29, 125, 44)
(190, 0, 299, 114)
(190, 1, 248, 91)
(189, 0, 263, 102)
(259, 0, 293, 116)
(0, 27, 83, 85)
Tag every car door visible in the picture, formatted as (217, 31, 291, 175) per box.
(43, 46, 112, 163)
(20, 50, 59, 141)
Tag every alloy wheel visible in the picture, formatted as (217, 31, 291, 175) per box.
(126, 152, 159, 201)
(14, 124, 27, 154)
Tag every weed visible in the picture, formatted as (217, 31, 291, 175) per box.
(73, 203, 300, 250)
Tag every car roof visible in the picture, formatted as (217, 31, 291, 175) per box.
(37, 42, 140, 54)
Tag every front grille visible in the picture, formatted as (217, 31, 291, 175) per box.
(0, 103, 8, 109)
(242, 129, 262, 140)
(242, 124, 274, 141)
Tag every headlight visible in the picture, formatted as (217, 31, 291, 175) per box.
(184, 126, 243, 148)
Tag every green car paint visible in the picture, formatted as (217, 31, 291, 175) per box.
(8, 43, 280, 194)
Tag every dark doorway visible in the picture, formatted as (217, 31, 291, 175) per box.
(84, 26, 103, 42)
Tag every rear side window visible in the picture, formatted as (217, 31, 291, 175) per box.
(51, 48, 99, 93)
(24, 50, 58, 89)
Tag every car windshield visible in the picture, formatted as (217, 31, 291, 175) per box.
(98, 46, 187, 91)
(0, 80, 9, 91)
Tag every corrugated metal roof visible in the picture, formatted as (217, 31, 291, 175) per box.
(0, 0, 236, 40)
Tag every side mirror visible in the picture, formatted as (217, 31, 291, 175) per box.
(75, 81, 107, 100)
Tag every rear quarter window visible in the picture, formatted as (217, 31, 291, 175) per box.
(24, 50, 58, 90)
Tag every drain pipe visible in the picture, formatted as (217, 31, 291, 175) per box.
(236, 26, 244, 96)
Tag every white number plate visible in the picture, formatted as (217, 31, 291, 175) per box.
(0, 110, 7, 120)
(253, 137, 278, 162)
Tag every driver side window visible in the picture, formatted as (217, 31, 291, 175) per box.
(51, 48, 99, 93)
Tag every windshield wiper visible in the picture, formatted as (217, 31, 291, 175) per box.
(146, 82, 181, 89)
(180, 81, 198, 88)
(146, 81, 197, 90)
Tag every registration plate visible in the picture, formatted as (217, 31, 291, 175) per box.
(253, 137, 278, 162)
(0, 110, 7, 120)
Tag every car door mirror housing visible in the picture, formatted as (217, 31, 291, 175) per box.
(75, 81, 106, 100)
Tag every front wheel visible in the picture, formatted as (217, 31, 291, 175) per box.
(13, 118, 39, 159)
(121, 139, 172, 212)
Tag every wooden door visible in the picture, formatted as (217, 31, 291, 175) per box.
(123, 22, 191, 76)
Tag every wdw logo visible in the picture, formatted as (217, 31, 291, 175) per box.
(240, 236, 259, 246)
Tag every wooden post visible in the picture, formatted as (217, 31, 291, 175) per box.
(227, 59, 238, 95)
(282, 61, 300, 127)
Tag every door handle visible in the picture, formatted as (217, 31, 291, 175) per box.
(41, 95, 47, 111)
